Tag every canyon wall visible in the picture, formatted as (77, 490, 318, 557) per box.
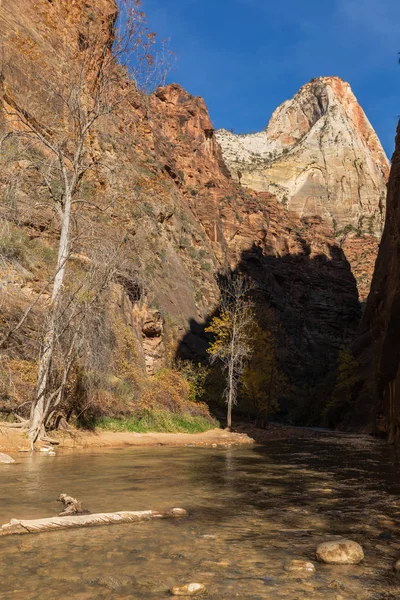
(349, 125, 400, 438)
(0, 0, 388, 418)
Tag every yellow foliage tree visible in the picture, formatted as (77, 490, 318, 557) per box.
(241, 323, 288, 427)
(334, 346, 359, 402)
(206, 275, 254, 429)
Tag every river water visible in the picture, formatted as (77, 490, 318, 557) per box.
(1, 434, 400, 599)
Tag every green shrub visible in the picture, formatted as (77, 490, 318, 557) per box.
(0, 222, 56, 270)
(95, 411, 218, 433)
(0, 223, 31, 266)
(176, 360, 210, 403)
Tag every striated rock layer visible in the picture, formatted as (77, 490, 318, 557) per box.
(216, 77, 389, 235)
(350, 124, 400, 439)
(0, 0, 383, 414)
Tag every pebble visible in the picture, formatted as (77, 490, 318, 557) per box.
(169, 508, 189, 517)
(285, 560, 316, 573)
(329, 580, 345, 590)
(378, 518, 397, 528)
(316, 540, 364, 564)
(170, 583, 206, 596)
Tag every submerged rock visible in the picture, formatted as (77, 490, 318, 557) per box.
(285, 560, 316, 573)
(0, 453, 15, 464)
(329, 580, 345, 590)
(393, 559, 400, 571)
(316, 540, 364, 564)
(168, 508, 189, 517)
(170, 583, 206, 596)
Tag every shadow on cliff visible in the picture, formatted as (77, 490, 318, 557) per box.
(176, 240, 361, 427)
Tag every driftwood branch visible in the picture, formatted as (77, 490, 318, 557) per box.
(0, 508, 188, 536)
(57, 493, 89, 516)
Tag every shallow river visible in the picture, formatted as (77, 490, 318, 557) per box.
(1, 434, 400, 599)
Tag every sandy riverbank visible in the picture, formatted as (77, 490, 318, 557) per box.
(0, 427, 254, 453)
(0, 422, 365, 455)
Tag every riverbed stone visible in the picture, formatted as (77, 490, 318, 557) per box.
(170, 583, 206, 596)
(329, 579, 345, 590)
(393, 559, 400, 570)
(0, 453, 15, 463)
(316, 540, 364, 564)
(285, 560, 316, 573)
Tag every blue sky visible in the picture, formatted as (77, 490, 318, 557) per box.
(141, 0, 400, 158)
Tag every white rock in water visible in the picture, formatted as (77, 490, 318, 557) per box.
(285, 559, 316, 573)
(170, 583, 206, 596)
(316, 540, 364, 564)
(39, 447, 52, 453)
(170, 508, 188, 517)
(0, 453, 15, 464)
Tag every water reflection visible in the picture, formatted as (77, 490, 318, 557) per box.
(1, 436, 400, 598)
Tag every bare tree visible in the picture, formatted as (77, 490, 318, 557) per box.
(206, 274, 254, 429)
(0, 0, 173, 446)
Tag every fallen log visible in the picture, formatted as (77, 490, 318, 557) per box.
(0, 508, 188, 536)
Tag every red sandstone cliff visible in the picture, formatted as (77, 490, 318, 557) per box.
(0, 0, 385, 418)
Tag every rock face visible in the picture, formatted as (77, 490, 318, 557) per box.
(316, 540, 364, 564)
(217, 77, 389, 235)
(153, 85, 362, 384)
(0, 0, 388, 418)
(349, 123, 400, 438)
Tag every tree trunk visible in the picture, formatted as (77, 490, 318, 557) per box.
(29, 189, 72, 446)
(0, 508, 188, 536)
(227, 361, 234, 429)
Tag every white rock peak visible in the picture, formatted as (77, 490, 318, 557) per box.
(216, 76, 389, 234)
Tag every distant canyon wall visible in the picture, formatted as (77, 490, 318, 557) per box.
(217, 77, 389, 235)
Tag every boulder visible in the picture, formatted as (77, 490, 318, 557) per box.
(0, 453, 15, 464)
(316, 540, 364, 564)
(170, 583, 206, 596)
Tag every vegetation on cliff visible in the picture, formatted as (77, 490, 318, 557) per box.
(0, 0, 179, 443)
